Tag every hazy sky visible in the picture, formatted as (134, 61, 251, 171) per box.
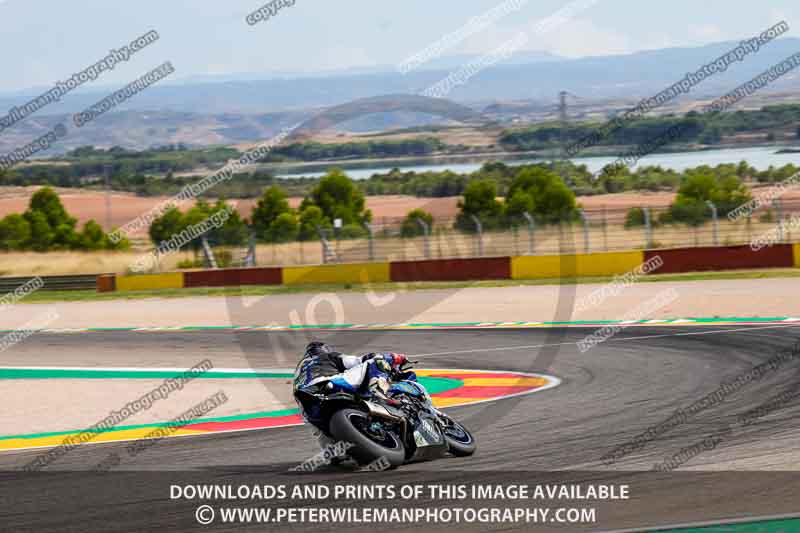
(0, 0, 797, 92)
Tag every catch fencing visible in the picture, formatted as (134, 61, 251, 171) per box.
(240, 201, 800, 268)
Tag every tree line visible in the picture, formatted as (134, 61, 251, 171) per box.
(0, 164, 770, 254)
(4, 158, 796, 203)
(148, 168, 373, 248)
(499, 103, 800, 152)
(437, 164, 758, 231)
(0, 188, 129, 251)
(257, 138, 445, 162)
(401, 162, 760, 236)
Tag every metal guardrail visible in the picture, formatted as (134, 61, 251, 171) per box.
(0, 274, 99, 292)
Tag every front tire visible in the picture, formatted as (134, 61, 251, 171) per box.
(440, 415, 477, 457)
(329, 409, 406, 467)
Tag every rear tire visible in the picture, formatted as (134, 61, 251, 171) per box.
(440, 415, 477, 457)
(329, 409, 406, 467)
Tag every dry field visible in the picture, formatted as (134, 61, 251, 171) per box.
(2, 182, 793, 235)
(0, 250, 196, 277)
(1, 185, 798, 276)
(309, 126, 503, 149)
(0, 189, 460, 237)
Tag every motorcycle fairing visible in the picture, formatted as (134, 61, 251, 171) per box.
(409, 413, 447, 461)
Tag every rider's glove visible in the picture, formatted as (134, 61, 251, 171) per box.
(374, 356, 392, 374)
(390, 353, 407, 369)
(363, 352, 405, 374)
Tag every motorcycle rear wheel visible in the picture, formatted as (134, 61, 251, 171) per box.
(329, 408, 406, 467)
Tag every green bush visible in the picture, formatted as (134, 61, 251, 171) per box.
(300, 168, 372, 227)
(298, 205, 330, 241)
(149, 199, 248, 250)
(401, 209, 434, 237)
(455, 179, 503, 232)
(664, 173, 752, 225)
(759, 209, 775, 223)
(505, 166, 577, 224)
(148, 206, 183, 246)
(215, 249, 234, 268)
(337, 223, 368, 240)
(0, 214, 31, 250)
(0, 187, 120, 252)
(664, 199, 709, 226)
(78, 220, 109, 250)
(177, 258, 202, 269)
(624, 207, 646, 228)
(266, 212, 299, 243)
(24, 210, 55, 251)
(251, 186, 292, 241)
(177, 249, 234, 269)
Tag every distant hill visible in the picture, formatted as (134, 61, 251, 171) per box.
(1, 37, 799, 153)
(1, 37, 797, 114)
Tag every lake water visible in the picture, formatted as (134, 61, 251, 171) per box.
(275, 146, 798, 180)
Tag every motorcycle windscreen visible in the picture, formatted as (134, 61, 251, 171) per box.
(389, 380, 425, 398)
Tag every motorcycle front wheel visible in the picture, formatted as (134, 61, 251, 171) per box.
(439, 414, 477, 456)
(329, 408, 406, 467)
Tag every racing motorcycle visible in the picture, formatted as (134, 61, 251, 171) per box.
(293, 360, 476, 468)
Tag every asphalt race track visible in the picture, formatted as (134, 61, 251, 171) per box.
(3, 325, 800, 531)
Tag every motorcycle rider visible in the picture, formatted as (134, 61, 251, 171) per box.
(294, 341, 407, 396)
(294, 341, 407, 453)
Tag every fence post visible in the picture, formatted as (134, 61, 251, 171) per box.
(745, 211, 752, 244)
(643, 207, 653, 249)
(512, 224, 519, 256)
(363, 223, 375, 262)
(244, 230, 257, 267)
(317, 226, 327, 264)
(415, 218, 431, 259)
(200, 236, 218, 269)
(577, 209, 590, 253)
(317, 226, 336, 264)
(773, 198, 784, 243)
(522, 212, 535, 255)
(299, 238, 305, 265)
(469, 214, 483, 257)
(706, 201, 719, 246)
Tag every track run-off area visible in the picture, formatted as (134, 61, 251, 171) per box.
(0, 367, 560, 452)
(2, 322, 800, 530)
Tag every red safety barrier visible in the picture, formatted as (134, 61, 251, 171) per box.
(96, 274, 116, 293)
(183, 267, 282, 288)
(644, 244, 794, 274)
(390, 257, 511, 282)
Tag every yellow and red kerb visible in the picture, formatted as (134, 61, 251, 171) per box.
(417, 369, 557, 408)
(0, 369, 559, 452)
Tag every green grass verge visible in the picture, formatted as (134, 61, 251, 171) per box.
(16, 267, 800, 304)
